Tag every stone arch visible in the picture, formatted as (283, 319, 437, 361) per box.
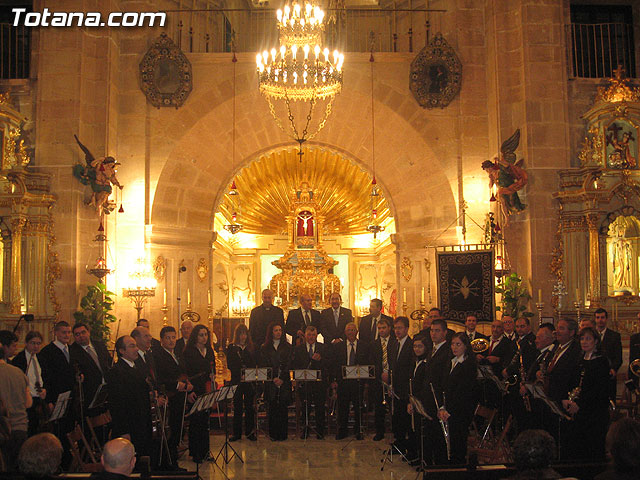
(150, 57, 459, 238)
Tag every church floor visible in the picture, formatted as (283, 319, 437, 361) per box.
(179, 434, 417, 479)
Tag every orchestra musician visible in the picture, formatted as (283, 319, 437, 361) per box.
(226, 323, 257, 442)
(182, 324, 215, 464)
(69, 323, 112, 415)
(370, 317, 396, 441)
(414, 308, 454, 352)
(107, 335, 154, 460)
(332, 322, 371, 440)
(562, 326, 610, 462)
(502, 315, 517, 343)
(438, 332, 478, 465)
(320, 293, 353, 344)
(285, 293, 322, 345)
(388, 316, 413, 454)
(11, 331, 48, 435)
(464, 315, 488, 342)
(477, 319, 515, 408)
(594, 308, 622, 403)
(249, 289, 285, 347)
(131, 326, 157, 388)
(415, 318, 451, 466)
(136, 319, 161, 351)
(0, 329, 18, 361)
(406, 336, 430, 465)
(292, 324, 329, 439)
(259, 322, 293, 441)
(175, 320, 193, 359)
(630, 313, 640, 388)
(358, 299, 392, 344)
(153, 326, 195, 469)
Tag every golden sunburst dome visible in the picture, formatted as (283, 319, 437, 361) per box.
(217, 148, 393, 236)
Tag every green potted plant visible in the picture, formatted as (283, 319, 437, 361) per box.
(73, 281, 117, 345)
(495, 272, 534, 318)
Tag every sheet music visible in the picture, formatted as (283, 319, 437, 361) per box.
(342, 365, 375, 379)
(49, 391, 71, 422)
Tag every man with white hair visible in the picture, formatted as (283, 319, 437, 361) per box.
(175, 319, 193, 357)
(94, 437, 137, 479)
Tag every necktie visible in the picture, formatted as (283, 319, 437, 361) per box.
(431, 345, 437, 358)
(334, 309, 339, 327)
(304, 311, 310, 326)
(548, 344, 567, 371)
(87, 345, 102, 372)
(30, 355, 41, 388)
(468, 332, 474, 341)
(309, 345, 314, 359)
(489, 341, 495, 355)
(382, 338, 389, 371)
(63, 345, 70, 363)
(372, 318, 379, 340)
(348, 343, 356, 366)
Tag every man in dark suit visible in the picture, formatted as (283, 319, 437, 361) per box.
(629, 312, 640, 388)
(131, 326, 157, 388)
(137, 319, 161, 352)
(594, 308, 622, 402)
(12, 330, 47, 435)
(370, 316, 396, 441)
(39, 321, 77, 467)
(107, 335, 154, 460)
(0, 329, 18, 361)
(413, 307, 454, 351)
(540, 318, 581, 460)
(419, 318, 452, 465)
(388, 316, 413, 453)
(292, 325, 329, 439)
(153, 326, 195, 469)
(285, 293, 322, 345)
(320, 292, 353, 344)
(249, 289, 285, 346)
(174, 320, 194, 358)
(503, 315, 517, 343)
(478, 319, 515, 377)
(465, 314, 488, 342)
(358, 298, 393, 345)
(69, 322, 112, 415)
(331, 322, 372, 440)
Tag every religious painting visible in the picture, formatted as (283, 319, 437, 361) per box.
(605, 120, 638, 169)
(436, 249, 494, 324)
(409, 33, 462, 109)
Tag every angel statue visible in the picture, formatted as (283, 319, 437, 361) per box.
(72, 135, 123, 218)
(481, 129, 528, 219)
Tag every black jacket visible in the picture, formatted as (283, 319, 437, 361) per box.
(39, 342, 76, 405)
(182, 345, 215, 395)
(422, 343, 452, 416)
(152, 347, 186, 397)
(331, 339, 372, 382)
(69, 341, 111, 408)
(358, 313, 393, 345)
(546, 340, 582, 402)
(259, 340, 293, 383)
(599, 328, 622, 372)
(442, 356, 477, 420)
(389, 336, 414, 399)
(106, 359, 152, 456)
(371, 335, 397, 380)
(319, 306, 353, 342)
(285, 308, 323, 340)
(134, 350, 158, 389)
(248, 304, 285, 346)
(479, 336, 515, 376)
(226, 344, 258, 385)
(413, 327, 455, 352)
(629, 333, 640, 383)
(292, 342, 330, 383)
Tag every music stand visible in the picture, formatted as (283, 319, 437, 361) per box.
(212, 385, 242, 469)
(340, 365, 374, 450)
(242, 367, 272, 440)
(291, 369, 321, 440)
(88, 383, 108, 410)
(408, 394, 433, 477)
(49, 391, 72, 422)
(381, 372, 410, 471)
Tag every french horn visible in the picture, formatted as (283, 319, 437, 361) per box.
(471, 337, 489, 353)
(630, 358, 640, 377)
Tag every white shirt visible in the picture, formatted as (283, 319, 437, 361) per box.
(25, 351, 43, 397)
(466, 330, 477, 339)
(163, 347, 179, 365)
(138, 349, 148, 362)
(490, 335, 504, 348)
(397, 335, 409, 359)
(450, 354, 466, 373)
(123, 358, 136, 368)
(273, 339, 281, 349)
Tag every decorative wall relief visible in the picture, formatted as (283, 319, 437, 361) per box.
(212, 263, 229, 317)
(409, 33, 462, 109)
(153, 255, 166, 282)
(197, 257, 208, 282)
(139, 33, 192, 109)
(400, 256, 413, 282)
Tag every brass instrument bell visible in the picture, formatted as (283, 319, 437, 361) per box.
(630, 358, 640, 377)
(471, 337, 489, 353)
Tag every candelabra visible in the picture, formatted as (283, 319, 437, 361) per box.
(552, 280, 568, 320)
(123, 287, 155, 320)
(160, 302, 169, 326)
(573, 299, 583, 323)
(535, 302, 544, 326)
(231, 297, 252, 317)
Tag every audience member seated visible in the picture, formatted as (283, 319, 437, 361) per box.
(17, 433, 63, 480)
(90, 437, 136, 480)
(507, 430, 571, 480)
(595, 418, 640, 480)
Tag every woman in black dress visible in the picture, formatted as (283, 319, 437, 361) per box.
(437, 332, 478, 464)
(259, 322, 292, 441)
(562, 326, 610, 462)
(182, 324, 215, 463)
(226, 323, 257, 441)
(406, 336, 429, 464)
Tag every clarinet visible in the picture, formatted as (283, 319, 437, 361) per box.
(430, 383, 451, 461)
(518, 343, 532, 412)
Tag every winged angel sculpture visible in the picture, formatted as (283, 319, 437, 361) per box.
(72, 135, 123, 218)
(481, 129, 528, 222)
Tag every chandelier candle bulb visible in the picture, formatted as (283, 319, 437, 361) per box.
(163, 288, 167, 305)
(538, 289, 542, 304)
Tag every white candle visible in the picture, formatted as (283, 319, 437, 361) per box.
(277, 282, 280, 298)
(208, 289, 211, 305)
(575, 288, 580, 301)
(321, 280, 325, 302)
(421, 287, 425, 304)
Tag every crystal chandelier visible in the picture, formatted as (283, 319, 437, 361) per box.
(256, 1, 344, 156)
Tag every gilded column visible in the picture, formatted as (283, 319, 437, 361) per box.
(587, 214, 600, 304)
(10, 216, 26, 314)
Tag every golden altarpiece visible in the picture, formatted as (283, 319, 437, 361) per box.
(553, 69, 640, 333)
(268, 179, 341, 309)
(0, 94, 58, 329)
